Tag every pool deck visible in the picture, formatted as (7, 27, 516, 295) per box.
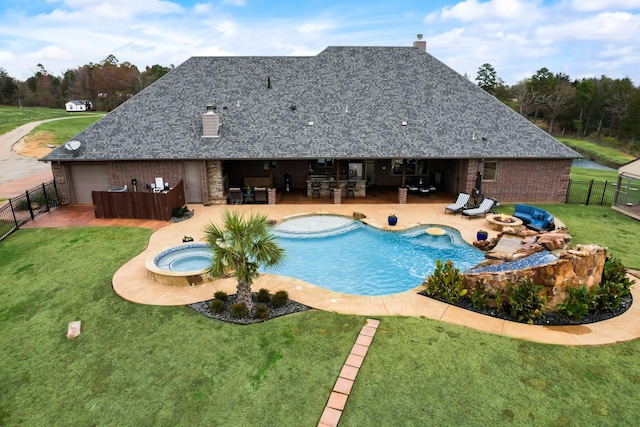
(25, 202, 640, 346)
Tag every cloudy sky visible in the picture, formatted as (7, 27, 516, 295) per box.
(1, 0, 639, 85)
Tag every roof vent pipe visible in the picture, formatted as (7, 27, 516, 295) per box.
(267, 77, 272, 89)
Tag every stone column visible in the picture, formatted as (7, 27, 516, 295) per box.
(333, 188, 342, 204)
(268, 188, 277, 204)
(398, 187, 408, 204)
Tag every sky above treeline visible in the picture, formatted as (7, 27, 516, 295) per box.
(1, 0, 639, 86)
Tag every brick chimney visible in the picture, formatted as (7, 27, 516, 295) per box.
(202, 104, 220, 137)
(413, 34, 426, 52)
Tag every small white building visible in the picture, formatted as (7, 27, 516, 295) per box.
(65, 100, 93, 112)
(612, 158, 640, 220)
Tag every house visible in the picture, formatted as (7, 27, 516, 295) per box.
(65, 100, 94, 112)
(612, 158, 640, 220)
(43, 37, 578, 206)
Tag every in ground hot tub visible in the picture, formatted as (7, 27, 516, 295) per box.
(146, 243, 213, 286)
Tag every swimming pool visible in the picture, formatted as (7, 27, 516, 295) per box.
(266, 215, 484, 296)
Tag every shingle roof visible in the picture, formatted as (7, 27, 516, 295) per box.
(43, 46, 579, 162)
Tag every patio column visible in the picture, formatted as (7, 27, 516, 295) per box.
(398, 187, 407, 204)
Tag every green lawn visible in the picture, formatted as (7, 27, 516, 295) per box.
(559, 137, 636, 167)
(1, 206, 640, 426)
(0, 106, 78, 134)
(26, 116, 104, 146)
(570, 167, 618, 182)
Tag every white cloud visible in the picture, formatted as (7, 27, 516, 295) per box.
(437, 0, 544, 24)
(221, 0, 246, 6)
(572, 0, 640, 12)
(536, 12, 640, 43)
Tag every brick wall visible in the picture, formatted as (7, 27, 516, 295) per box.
(109, 160, 183, 191)
(480, 159, 571, 203)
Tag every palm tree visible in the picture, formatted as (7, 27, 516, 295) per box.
(204, 209, 285, 313)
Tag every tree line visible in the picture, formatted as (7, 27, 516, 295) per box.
(1, 57, 639, 153)
(0, 55, 172, 112)
(476, 63, 640, 155)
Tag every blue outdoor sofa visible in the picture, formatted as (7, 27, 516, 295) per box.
(513, 204, 555, 231)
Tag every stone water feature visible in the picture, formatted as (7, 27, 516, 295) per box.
(464, 227, 607, 310)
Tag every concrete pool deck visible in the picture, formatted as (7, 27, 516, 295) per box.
(25, 202, 640, 346)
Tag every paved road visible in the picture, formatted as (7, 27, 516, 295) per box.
(0, 116, 97, 198)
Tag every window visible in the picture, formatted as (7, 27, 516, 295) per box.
(482, 161, 498, 181)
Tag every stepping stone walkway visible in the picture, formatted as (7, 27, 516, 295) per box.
(318, 318, 380, 427)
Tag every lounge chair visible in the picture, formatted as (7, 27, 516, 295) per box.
(444, 192, 470, 215)
(462, 198, 495, 219)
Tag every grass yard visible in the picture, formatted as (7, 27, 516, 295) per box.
(570, 167, 618, 182)
(0, 106, 80, 134)
(23, 116, 104, 149)
(1, 206, 640, 426)
(558, 137, 636, 167)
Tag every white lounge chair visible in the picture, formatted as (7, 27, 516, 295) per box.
(444, 192, 470, 215)
(462, 198, 495, 219)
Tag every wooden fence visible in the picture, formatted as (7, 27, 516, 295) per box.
(92, 181, 185, 220)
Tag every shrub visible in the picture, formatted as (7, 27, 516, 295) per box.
(213, 291, 228, 302)
(231, 302, 248, 319)
(596, 256, 633, 311)
(505, 278, 546, 325)
(172, 205, 189, 218)
(257, 288, 271, 304)
(557, 285, 596, 321)
(271, 290, 289, 308)
(254, 303, 270, 319)
(424, 259, 467, 304)
(210, 298, 226, 314)
(494, 289, 505, 314)
(470, 283, 488, 309)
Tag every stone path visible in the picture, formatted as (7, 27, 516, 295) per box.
(319, 318, 380, 427)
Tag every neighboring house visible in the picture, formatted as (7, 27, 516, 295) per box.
(612, 158, 640, 220)
(43, 38, 578, 206)
(65, 100, 94, 112)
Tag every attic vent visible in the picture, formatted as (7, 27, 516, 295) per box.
(202, 106, 220, 137)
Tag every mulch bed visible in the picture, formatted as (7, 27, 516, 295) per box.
(419, 290, 633, 326)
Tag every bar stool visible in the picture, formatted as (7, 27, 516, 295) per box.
(346, 181, 356, 199)
(311, 181, 321, 198)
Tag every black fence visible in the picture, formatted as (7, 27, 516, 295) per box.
(0, 180, 60, 242)
(565, 179, 617, 206)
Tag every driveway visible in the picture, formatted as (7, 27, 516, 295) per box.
(0, 116, 95, 198)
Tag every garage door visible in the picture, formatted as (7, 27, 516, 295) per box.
(70, 164, 111, 204)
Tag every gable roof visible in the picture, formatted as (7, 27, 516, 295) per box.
(44, 46, 578, 162)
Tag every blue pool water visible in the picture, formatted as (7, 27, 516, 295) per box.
(265, 216, 484, 296)
(155, 244, 212, 272)
(466, 250, 558, 273)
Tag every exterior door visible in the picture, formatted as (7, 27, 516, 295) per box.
(184, 161, 203, 203)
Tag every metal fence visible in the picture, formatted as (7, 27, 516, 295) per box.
(565, 179, 617, 206)
(0, 180, 60, 242)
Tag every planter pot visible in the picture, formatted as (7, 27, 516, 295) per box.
(388, 217, 398, 226)
(476, 232, 488, 241)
